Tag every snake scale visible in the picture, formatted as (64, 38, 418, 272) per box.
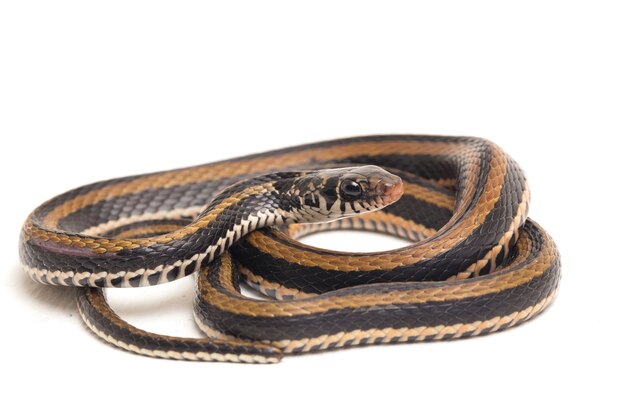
(20, 135, 561, 364)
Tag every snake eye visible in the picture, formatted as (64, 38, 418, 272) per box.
(340, 180, 362, 200)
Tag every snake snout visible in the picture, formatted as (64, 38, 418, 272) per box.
(377, 174, 404, 205)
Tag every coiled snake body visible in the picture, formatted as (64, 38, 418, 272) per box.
(20, 135, 561, 363)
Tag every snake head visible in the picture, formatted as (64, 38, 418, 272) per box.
(285, 165, 403, 222)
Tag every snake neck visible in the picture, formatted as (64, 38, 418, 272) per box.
(192, 173, 300, 254)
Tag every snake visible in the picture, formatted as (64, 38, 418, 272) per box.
(19, 135, 561, 364)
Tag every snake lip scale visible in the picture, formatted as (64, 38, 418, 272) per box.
(20, 135, 561, 363)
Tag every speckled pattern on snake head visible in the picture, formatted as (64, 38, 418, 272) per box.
(283, 165, 404, 222)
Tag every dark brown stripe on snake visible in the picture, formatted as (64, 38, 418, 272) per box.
(105, 219, 192, 238)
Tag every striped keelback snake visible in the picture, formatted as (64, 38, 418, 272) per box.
(20, 135, 561, 363)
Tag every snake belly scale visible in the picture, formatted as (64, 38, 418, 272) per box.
(19, 135, 561, 364)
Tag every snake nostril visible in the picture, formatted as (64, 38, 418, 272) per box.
(379, 182, 395, 195)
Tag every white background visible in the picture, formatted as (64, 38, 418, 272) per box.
(1, 1, 624, 416)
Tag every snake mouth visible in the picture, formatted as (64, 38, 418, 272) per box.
(377, 174, 404, 206)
